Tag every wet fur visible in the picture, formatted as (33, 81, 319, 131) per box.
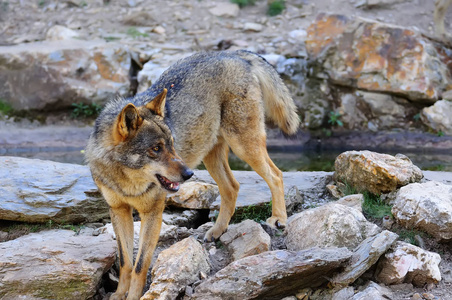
(85, 50, 300, 300)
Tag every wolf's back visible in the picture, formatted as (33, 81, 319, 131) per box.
(237, 50, 300, 136)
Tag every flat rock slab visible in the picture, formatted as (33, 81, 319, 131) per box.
(0, 229, 116, 300)
(192, 170, 333, 210)
(0, 156, 109, 223)
(191, 247, 352, 300)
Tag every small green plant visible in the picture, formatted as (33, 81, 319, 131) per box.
(0, 99, 13, 115)
(328, 111, 343, 127)
(267, 0, 285, 16)
(437, 130, 445, 137)
(126, 27, 149, 38)
(230, 202, 273, 224)
(231, 0, 256, 8)
(413, 113, 421, 122)
(397, 229, 426, 246)
(71, 102, 102, 118)
(362, 191, 392, 220)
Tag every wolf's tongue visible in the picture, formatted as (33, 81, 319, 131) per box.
(157, 175, 180, 192)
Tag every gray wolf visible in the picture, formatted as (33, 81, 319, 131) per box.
(85, 50, 299, 299)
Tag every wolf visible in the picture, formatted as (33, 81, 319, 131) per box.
(85, 50, 300, 299)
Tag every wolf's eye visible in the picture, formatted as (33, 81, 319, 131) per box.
(152, 146, 161, 152)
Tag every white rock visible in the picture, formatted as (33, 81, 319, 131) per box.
(375, 241, 442, 286)
(392, 181, 452, 241)
(285, 203, 381, 251)
(141, 237, 210, 300)
(220, 219, 271, 261)
(421, 100, 452, 135)
(243, 22, 264, 32)
(352, 281, 393, 300)
(46, 25, 80, 40)
(208, 3, 240, 18)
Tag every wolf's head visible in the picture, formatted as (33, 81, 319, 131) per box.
(87, 89, 193, 196)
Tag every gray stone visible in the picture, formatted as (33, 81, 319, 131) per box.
(141, 237, 210, 300)
(352, 281, 393, 300)
(0, 229, 116, 300)
(191, 247, 352, 300)
(0, 156, 108, 224)
(375, 241, 442, 287)
(336, 194, 364, 212)
(162, 210, 199, 228)
(285, 203, 380, 251)
(332, 230, 398, 286)
(219, 219, 271, 261)
(334, 150, 423, 195)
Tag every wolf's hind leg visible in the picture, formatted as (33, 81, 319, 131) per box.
(203, 137, 240, 242)
(109, 205, 134, 300)
(226, 133, 287, 229)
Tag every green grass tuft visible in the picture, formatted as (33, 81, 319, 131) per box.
(362, 191, 392, 220)
(267, 0, 285, 16)
(231, 0, 256, 8)
(71, 102, 102, 118)
(230, 202, 272, 224)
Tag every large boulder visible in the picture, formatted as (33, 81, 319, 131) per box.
(334, 150, 423, 195)
(392, 181, 452, 241)
(191, 247, 352, 299)
(0, 228, 116, 300)
(0, 156, 109, 224)
(306, 13, 452, 102)
(285, 203, 380, 251)
(0, 39, 130, 111)
(375, 241, 442, 287)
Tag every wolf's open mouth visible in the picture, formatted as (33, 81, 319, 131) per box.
(156, 174, 180, 192)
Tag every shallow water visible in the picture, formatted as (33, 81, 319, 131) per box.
(3, 148, 452, 172)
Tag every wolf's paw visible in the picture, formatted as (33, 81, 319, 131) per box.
(203, 225, 225, 242)
(109, 292, 126, 300)
(266, 216, 286, 229)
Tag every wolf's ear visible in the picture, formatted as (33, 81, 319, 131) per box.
(113, 103, 143, 143)
(146, 88, 167, 117)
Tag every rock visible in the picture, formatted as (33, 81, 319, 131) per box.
(421, 100, 452, 135)
(332, 286, 355, 300)
(0, 39, 130, 111)
(285, 203, 380, 251)
(104, 221, 179, 249)
(204, 170, 334, 212)
(353, 0, 410, 8)
(334, 150, 423, 195)
(0, 157, 109, 224)
(191, 247, 352, 299)
(306, 14, 452, 102)
(243, 22, 263, 32)
(375, 241, 442, 287)
(166, 181, 219, 209)
(336, 194, 364, 212)
(332, 230, 398, 286)
(208, 3, 240, 18)
(219, 219, 271, 261)
(0, 229, 116, 299)
(46, 25, 80, 40)
(137, 61, 168, 93)
(162, 210, 199, 228)
(352, 281, 393, 300)
(391, 181, 452, 241)
(141, 237, 210, 300)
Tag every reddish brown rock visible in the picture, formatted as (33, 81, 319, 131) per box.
(306, 14, 452, 102)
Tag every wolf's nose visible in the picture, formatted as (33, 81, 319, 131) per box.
(182, 168, 194, 181)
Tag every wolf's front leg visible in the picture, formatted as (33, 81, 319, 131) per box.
(109, 205, 134, 300)
(126, 195, 166, 300)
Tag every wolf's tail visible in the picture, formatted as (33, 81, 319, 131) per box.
(239, 51, 300, 136)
